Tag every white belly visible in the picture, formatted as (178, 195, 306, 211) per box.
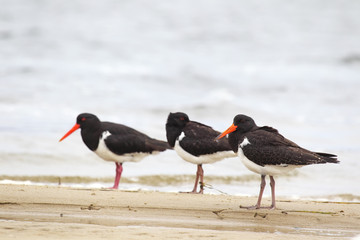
(94, 131, 153, 163)
(174, 139, 235, 165)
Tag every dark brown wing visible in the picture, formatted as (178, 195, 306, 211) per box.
(179, 122, 233, 156)
(242, 128, 338, 166)
(103, 122, 170, 155)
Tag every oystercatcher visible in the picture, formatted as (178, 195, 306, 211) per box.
(216, 114, 338, 209)
(59, 113, 170, 189)
(166, 112, 236, 194)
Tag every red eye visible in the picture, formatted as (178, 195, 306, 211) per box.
(81, 117, 86, 121)
(180, 117, 184, 121)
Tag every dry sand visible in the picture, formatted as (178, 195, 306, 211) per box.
(0, 184, 359, 239)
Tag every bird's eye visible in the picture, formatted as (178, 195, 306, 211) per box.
(180, 117, 184, 121)
(81, 117, 86, 121)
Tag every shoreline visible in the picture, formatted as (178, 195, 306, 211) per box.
(0, 184, 359, 239)
(1, 178, 359, 203)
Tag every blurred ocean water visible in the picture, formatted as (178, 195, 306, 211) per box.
(0, 0, 359, 200)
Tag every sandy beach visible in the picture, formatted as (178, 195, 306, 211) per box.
(0, 184, 359, 239)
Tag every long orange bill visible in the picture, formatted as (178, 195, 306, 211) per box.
(215, 123, 237, 140)
(59, 123, 80, 142)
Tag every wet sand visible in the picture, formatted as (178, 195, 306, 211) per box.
(0, 184, 359, 239)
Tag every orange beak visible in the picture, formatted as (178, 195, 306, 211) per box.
(216, 124, 237, 140)
(59, 123, 80, 142)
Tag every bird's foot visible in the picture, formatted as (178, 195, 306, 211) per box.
(180, 190, 203, 194)
(240, 205, 260, 210)
(99, 186, 118, 191)
(240, 204, 276, 210)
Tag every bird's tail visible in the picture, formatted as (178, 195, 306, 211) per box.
(315, 152, 339, 163)
(158, 140, 172, 151)
(149, 139, 172, 151)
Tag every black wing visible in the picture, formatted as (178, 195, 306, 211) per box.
(243, 129, 338, 166)
(102, 122, 170, 155)
(179, 122, 232, 156)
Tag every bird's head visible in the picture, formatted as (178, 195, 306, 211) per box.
(59, 113, 100, 142)
(216, 114, 256, 140)
(165, 112, 190, 147)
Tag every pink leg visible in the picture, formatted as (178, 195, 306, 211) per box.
(254, 174, 266, 208)
(181, 164, 204, 194)
(241, 175, 276, 210)
(110, 162, 123, 189)
(198, 164, 204, 194)
(269, 176, 276, 209)
(241, 175, 266, 209)
(189, 164, 201, 193)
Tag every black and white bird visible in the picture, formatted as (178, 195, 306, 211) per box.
(216, 114, 339, 209)
(59, 113, 170, 189)
(166, 112, 236, 194)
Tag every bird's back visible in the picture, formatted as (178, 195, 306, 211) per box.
(101, 122, 170, 155)
(242, 127, 338, 166)
(179, 121, 233, 157)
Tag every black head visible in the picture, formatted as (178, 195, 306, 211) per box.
(232, 114, 257, 133)
(59, 113, 101, 142)
(165, 112, 190, 147)
(166, 112, 189, 129)
(217, 114, 257, 139)
(216, 114, 257, 152)
(76, 113, 101, 130)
